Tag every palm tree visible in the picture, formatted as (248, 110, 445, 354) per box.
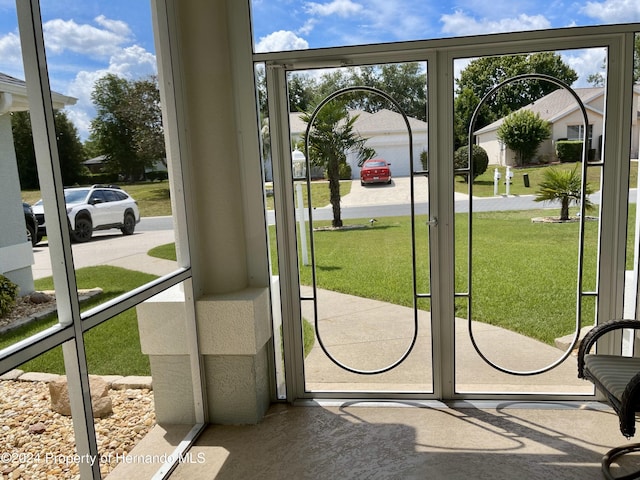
(302, 100, 374, 227)
(534, 165, 594, 220)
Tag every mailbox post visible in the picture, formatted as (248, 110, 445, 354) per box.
(505, 166, 514, 196)
(292, 150, 308, 266)
(493, 168, 501, 196)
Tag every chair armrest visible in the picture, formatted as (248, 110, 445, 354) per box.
(578, 319, 640, 378)
(620, 371, 640, 437)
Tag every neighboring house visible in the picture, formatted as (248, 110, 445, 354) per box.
(0, 72, 76, 295)
(289, 108, 428, 179)
(83, 155, 168, 178)
(83, 154, 107, 174)
(475, 86, 640, 166)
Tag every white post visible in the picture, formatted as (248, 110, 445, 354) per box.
(493, 168, 501, 196)
(296, 182, 308, 266)
(505, 166, 512, 196)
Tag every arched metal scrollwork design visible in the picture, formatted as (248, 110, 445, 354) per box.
(467, 73, 591, 375)
(303, 86, 419, 374)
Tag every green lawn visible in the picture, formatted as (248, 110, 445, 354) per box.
(459, 161, 637, 197)
(14, 165, 638, 372)
(1, 266, 156, 375)
(21, 161, 635, 213)
(21, 181, 173, 217)
(153, 205, 634, 346)
(5, 206, 634, 375)
(265, 180, 352, 210)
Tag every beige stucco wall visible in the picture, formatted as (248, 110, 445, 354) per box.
(140, 0, 272, 425)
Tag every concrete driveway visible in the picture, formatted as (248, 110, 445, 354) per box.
(31, 227, 177, 280)
(341, 175, 467, 206)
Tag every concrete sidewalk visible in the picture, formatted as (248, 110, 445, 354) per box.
(301, 287, 590, 393)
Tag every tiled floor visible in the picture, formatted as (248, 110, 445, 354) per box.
(110, 401, 640, 479)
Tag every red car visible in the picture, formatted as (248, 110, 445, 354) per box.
(360, 159, 392, 185)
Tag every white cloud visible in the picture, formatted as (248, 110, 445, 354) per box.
(106, 45, 157, 78)
(0, 13, 154, 141)
(562, 48, 607, 87)
(43, 16, 132, 58)
(356, 0, 428, 42)
(93, 15, 132, 38)
(0, 32, 23, 76)
(305, 0, 363, 17)
(581, 0, 640, 23)
(298, 19, 317, 36)
(441, 11, 551, 36)
(255, 30, 309, 53)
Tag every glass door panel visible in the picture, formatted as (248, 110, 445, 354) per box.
(279, 63, 434, 394)
(453, 50, 605, 395)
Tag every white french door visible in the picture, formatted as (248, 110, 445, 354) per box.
(258, 24, 638, 402)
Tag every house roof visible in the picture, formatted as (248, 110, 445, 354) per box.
(83, 155, 107, 165)
(289, 108, 426, 136)
(475, 86, 639, 135)
(353, 109, 427, 135)
(0, 71, 77, 112)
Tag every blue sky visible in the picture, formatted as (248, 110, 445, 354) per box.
(251, 0, 640, 51)
(0, 0, 638, 140)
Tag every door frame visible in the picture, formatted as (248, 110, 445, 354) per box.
(258, 24, 638, 402)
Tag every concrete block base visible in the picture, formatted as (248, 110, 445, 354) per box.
(137, 284, 272, 425)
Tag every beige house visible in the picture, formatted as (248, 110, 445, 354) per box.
(289, 108, 427, 178)
(475, 86, 640, 166)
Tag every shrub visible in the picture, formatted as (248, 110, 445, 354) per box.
(420, 150, 428, 170)
(555, 140, 583, 163)
(80, 172, 120, 185)
(338, 162, 352, 180)
(146, 171, 169, 181)
(0, 275, 19, 318)
(497, 110, 551, 166)
(454, 145, 489, 183)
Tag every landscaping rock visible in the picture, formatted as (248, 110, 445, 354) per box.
(28, 292, 53, 304)
(49, 376, 113, 417)
(0, 378, 155, 478)
(28, 422, 46, 434)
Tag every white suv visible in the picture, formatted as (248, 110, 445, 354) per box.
(32, 185, 140, 243)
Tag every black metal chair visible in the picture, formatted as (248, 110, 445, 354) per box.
(578, 319, 640, 480)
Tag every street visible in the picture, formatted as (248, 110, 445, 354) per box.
(29, 177, 627, 281)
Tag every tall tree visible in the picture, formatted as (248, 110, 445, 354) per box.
(55, 110, 86, 185)
(11, 111, 38, 189)
(454, 52, 577, 148)
(302, 99, 374, 227)
(288, 73, 317, 113)
(352, 63, 427, 121)
(11, 110, 85, 189)
(90, 74, 165, 181)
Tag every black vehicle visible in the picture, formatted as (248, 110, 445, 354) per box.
(23, 202, 38, 246)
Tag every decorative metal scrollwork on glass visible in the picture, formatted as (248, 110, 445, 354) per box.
(303, 86, 419, 374)
(467, 73, 591, 376)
